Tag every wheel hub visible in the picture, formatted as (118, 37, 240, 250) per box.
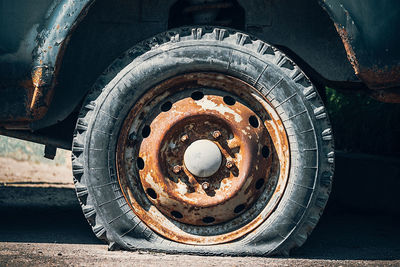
(183, 139, 222, 178)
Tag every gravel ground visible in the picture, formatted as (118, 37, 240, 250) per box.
(1, 242, 399, 267)
(0, 187, 399, 266)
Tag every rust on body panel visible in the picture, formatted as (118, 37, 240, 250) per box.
(335, 25, 359, 75)
(27, 0, 95, 122)
(0, 0, 95, 127)
(337, 25, 400, 90)
(358, 65, 400, 91)
(368, 88, 400, 103)
(321, 0, 400, 102)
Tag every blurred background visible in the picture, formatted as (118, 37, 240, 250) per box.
(0, 134, 72, 187)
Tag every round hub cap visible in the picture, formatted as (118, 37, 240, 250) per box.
(184, 139, 222, 177)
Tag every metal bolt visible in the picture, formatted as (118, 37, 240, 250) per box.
(173, 165, 182, 174)
(202, 182, 210, 190)
(212, 130, 221, 139)
(128, 132, 136, 141)
(180, 134, 189, 143)
(226, 160, 234, 169)
(128, 132, 137, 145)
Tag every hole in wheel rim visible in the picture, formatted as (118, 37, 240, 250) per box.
(146, 188, 157, 199)
(249, 115, 259, 128)
(160, 101, 172, 112)
(171, 211, 183, 219)
(234, 204, 246, 214)
(223, 95, 236, 105)
(255, 178, 265, 190)
(262, 146, 270, 158)
(142, 125, 151, 138)
(191, 91, 204, 100)
(137, 157, 145, 170)
(202, 216, 215, 224)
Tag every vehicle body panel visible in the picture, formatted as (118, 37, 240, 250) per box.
(0, 0, 93, 126)
(320, 0, 400, 91)
(0, 0, 399, 137)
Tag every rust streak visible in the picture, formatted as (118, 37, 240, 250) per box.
(335, 24, 360, 75)
(30, 67, 44, 110)
(334, 23, 400, 90)
(359, 65, 400, 90)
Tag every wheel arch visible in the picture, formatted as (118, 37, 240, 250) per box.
(32, 0, 356, 130)
(28, 0, 95, 124)
(31, 0, 176, 130)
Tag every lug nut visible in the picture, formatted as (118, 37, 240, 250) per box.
(180, 134, 189, 143)
(128, 132, 137, 145)
(226, 160, 234, 169)
(173, 165, 182, 174)
(202, 182, 210, 190)
(212, 130, 221, 139)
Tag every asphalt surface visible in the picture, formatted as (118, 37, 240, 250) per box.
(0, 186, 399, 266)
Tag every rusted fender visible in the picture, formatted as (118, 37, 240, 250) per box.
(319, 0, 400, 90)
(30, 0, 95, 119)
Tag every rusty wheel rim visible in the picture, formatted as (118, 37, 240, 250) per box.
(116, 72, 290, 245)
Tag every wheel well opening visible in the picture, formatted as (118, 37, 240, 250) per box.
(168, 0, 245, 30)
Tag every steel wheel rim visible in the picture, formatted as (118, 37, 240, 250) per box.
(116, 72, 290, 245)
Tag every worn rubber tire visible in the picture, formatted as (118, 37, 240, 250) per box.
(72, 26, 334, 256)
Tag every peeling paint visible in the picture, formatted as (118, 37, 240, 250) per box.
(196, 96, 243, 123)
